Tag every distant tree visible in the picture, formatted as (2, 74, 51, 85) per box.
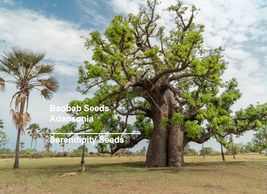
(0, 121, 8, 148)
(0, 48, 59, 168)
(19, 142, 24, 151)
(225, 143, 241, 155)
(45, 141, 52, 152)
(184, 145, 197, 156)
(0, 119, 3, 129)
(26, 123, 40, 151)
(34, 132, 41, 151)
(76, 144, 89, 153)
(41, 128, 51, 152)
(200, 147, 215, 156)
(251, 126, 267, 153)
(240, 142, 256, 153)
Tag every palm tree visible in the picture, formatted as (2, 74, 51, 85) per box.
(0, 48, 59, 169)
(34, 132, 41, 151)
(0, 120, 8, 149)
(19, 142, 24, 151)
(26, 123, 40, 151)
(41, 128, 51, 152)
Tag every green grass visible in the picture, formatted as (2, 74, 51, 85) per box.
(0, 154, 266, 194)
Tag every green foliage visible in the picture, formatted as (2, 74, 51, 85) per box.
(172, 113, 184, 125)
(248, 127, 267, 153)
(184, 145, 198, 156)
(54, 122, 77, 138)
(225, 144, 241, 155)
(199, 147, 216, 156)
(74, 145, 89, 153)
(73, 0, 267, 154)
(184, 121, 202, 139)
(240, 142, 258, 153)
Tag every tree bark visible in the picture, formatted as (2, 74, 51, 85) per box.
(146, 103, 168, 167)
(13, 100, 25, 169)
(146, 89, 185, 167)
(81, 143, 85, 172)
(168, 124, 184, 167)
(230, 134, 235, 159)
(220, 143, 225, 162)
(166, 90, 184, 167)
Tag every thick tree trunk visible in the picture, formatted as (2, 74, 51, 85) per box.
(13, 100, 25, 169)
(146, 104, 168, 167)
(168, 124, 184, 167)
(146, 89, 185, 167)
(166, 90, 184, 167)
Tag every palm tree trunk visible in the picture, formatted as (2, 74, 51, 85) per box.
(35, 139, 37, 151)
(43, 139, 45, 152)
(29, 137, 33, 158)
(30, 137, 33, 151)
(13, 100, 25, 169)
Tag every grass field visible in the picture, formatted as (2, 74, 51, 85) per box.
(0, 154, 266, 194)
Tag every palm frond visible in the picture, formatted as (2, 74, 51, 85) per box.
(15, 92, 27, 110)
(22, 112, 31, 127)
(40, 77, 59, 92)
(13, 48, 45, 69)
(10, 109, 22, 129)
(41, 88, 53, 99)
(0, 77, 5, 91)
(36, 64, 54, 75)
(27, 123, 40, 130)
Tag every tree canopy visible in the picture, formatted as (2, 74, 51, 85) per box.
(66, 0, 267, 167)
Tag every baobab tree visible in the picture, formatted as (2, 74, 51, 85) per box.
(70, 0, 267, 167)
(0, 48, 58, 168)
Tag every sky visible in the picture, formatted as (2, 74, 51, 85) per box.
(0, 0, 266, 152)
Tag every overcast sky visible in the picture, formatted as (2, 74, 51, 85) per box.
(0, 0, 266, 152)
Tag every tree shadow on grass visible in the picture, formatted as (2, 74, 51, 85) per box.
(1, 159, 255, 177)
(184, 161, 247, 166)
